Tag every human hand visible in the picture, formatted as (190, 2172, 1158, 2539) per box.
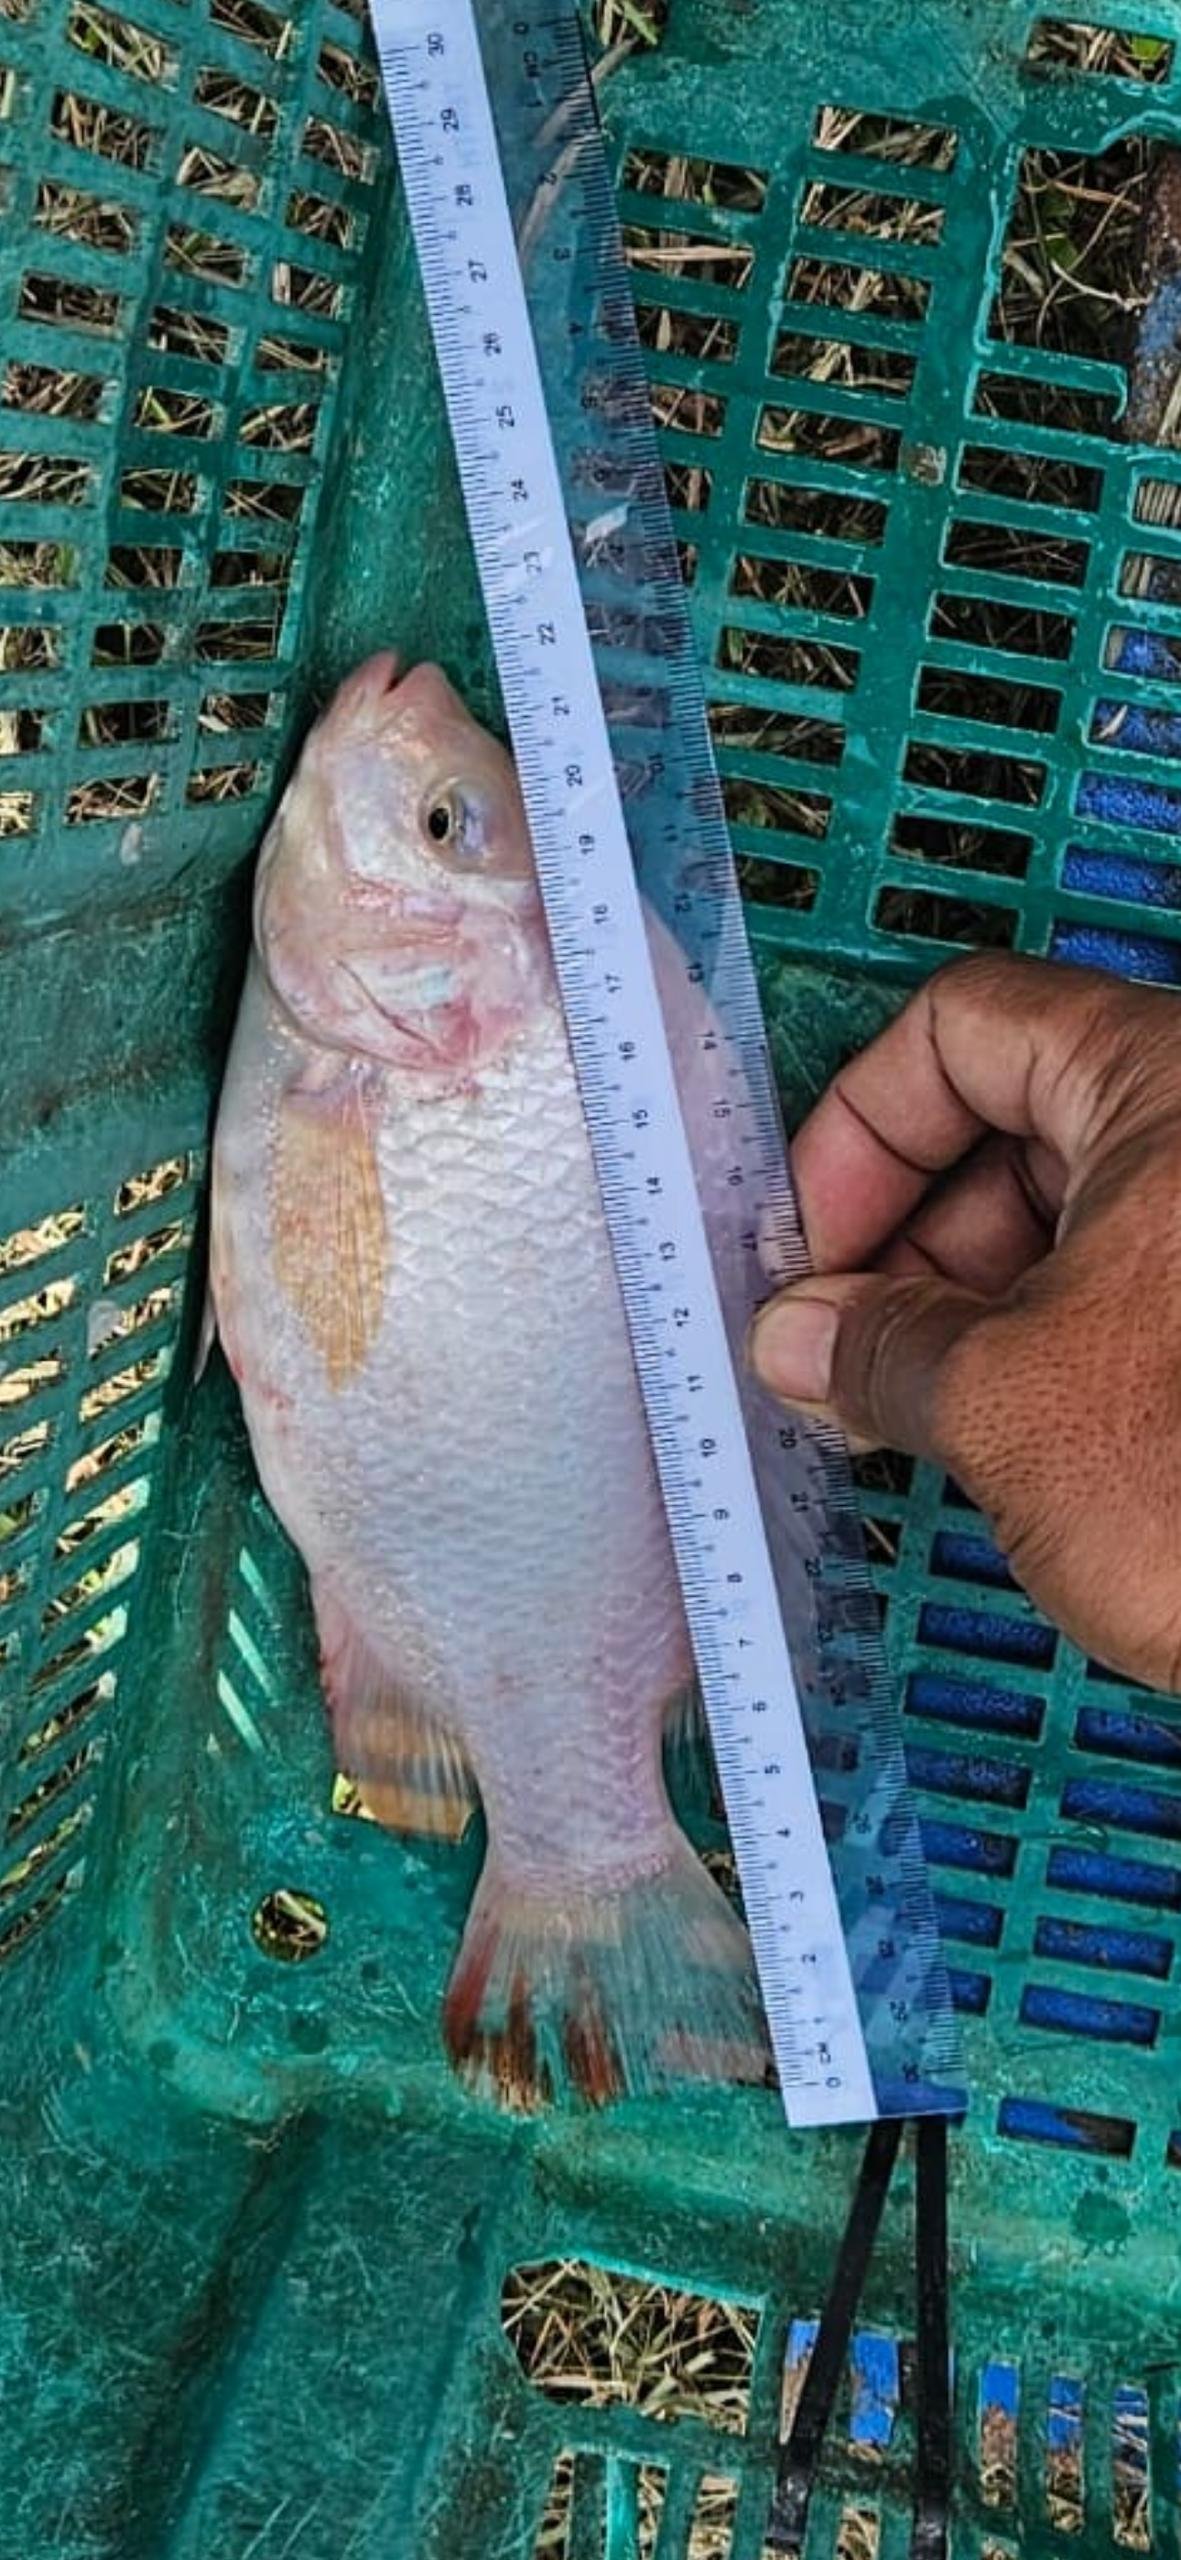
(750, 953, 1181, 1692)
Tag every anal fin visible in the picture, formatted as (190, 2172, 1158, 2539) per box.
(315, 1588, 478, 1843)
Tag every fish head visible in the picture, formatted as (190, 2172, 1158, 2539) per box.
(255, 653, 551, 1073)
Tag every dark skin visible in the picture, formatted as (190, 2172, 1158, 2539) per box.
(749, 951, 1181, 1695)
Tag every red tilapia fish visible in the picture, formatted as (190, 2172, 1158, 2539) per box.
(210, 651, 769, 2109)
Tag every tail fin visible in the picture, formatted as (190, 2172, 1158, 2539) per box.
(444, 1833, 770, 2112)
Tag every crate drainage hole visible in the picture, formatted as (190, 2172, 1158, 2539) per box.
(251, 1888, 328, 1961)
(503, 2260, 756, 2434)
(533, 2451, 738, 2558)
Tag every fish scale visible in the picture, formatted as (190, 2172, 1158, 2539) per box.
(371, 0, 963, 2126)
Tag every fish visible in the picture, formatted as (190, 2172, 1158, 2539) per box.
(209, 649, 770, 2109)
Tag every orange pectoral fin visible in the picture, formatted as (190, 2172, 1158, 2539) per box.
(272, 1066, 388, 1390)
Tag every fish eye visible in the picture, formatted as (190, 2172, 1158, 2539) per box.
(422, 784, 485, 864)
(427, 794, 458, 844)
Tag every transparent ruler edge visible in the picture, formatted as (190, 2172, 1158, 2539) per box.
(372, 3, 941, 2128)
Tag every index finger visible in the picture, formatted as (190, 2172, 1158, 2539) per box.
(792, 952, 1141, 1274)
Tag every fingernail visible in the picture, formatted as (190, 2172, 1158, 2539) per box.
(750, 1294, 839, 1405)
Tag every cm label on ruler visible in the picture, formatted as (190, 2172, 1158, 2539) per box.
(374, 0, 964, 2129)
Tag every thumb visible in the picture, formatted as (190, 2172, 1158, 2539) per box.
(749, 1272, 990, 1465)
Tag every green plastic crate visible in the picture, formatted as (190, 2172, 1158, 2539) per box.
(3, 0, 1181, 2550)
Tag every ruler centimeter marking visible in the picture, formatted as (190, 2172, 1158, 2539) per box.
(371, 1, 961, 2127)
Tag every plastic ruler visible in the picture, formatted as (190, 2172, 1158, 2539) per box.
(370, 0, 962, 2127)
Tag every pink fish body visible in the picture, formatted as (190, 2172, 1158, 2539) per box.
(211, 652, 768, 2106)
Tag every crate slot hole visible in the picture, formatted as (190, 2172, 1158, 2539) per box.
(917, 664, 1062, 736)
(906, 1742, 1031, 1811)
(178, 140, 261, 213)
(622, 221, 753, 293)
(721, 774, 830, 846)
(998, 2095, 1135, 2154)
(920, 1818, 1017, 1878)
(1063, 845, 1181, 912)
(0, 1871, 73, 1963)
(929, 589, 1076, 663)
(973, 371, 1120, 437)
(251, 1886, 328, 1961)
(980, 2363, 1020, 2507)
(50, 83, 155, 168)
(944, 518, 1089, 589)
(3, 363, 107, 433)
(743, 477, 887, 548)
(634, 300, 738, 366)
(0, 790, 35, 836)
(1050, 920, 1181, 985)
(77, 698, 173, 751)
(0, 1559, 29, 1610)
(0, 1351, 67, 1411)
(67, 0, 176, 85)
(1077, 768, 1181, 837)
(0, 1420, 54, 1484)
(187, 759, 261, 803)
(66, 772, 162, 824)
(18, 272, 122, 335)
(22, 1670, 114, 1763)
(0, 1277, 77, 1347)
(875, 883, 1017, 950)
(918, 1599, 1055, 1663)
(274, 253, 348, 322)
(934, 1890, 1004, 1949)
(34, 176, 137, 257)
(0, 1489, 41, 1550)
(105, 545, 186, 596)
(1021, 1982, 1160, 2044)
(91, 622, 169, 666)
(284, 187, 354, 254)
(799, 177, 945, 246)
(1, 1207, 84, 1281)
(7, 1744, 100, 1841)
(44, 1538, 140, 1635)
(1033, 1913, 1172, 1980)
(853, 1448, 914, 1496)
(165, 222, 247, 289)
(891, 814, 1032, 880)
(79, 1346, 169, 1423)
(196, 613, 281, 661)
(1048, 1840, 1181, 1911)
(785, 254, 930, 323)
(771, 330, 917, 399)
(908, 1670, 1043, 1739)
(0, 449, 92, 513)
(663, 459, 712, 518)
(758, 403, 901, 471)
(209, 0, 287, 57)
(503, 2260, 756, 2435)
(992, 140, 1148, 371)
(316, 37, 378, 111)
(1089, 696, 1181, 757)
(193, 64, 278, 143)
(903, 740, 1046, 809)
(730, 556, 873, 621)
(0, 539, 79, 592)
(56, 1472, 150, 1562)
(1045, 2377, 1086, 2535)
(958, 444, 1103, 513)
(1027, 18, 1173, 81)
(1112, 2385, 1150, 2551)
(621, 146, 767, 214)
(0, 1801, 91, 1899)
(300, 112, 370, 183)
(1107, 626, 1181, 684)
(864, 1512, 901, 1568)
(813, 105, 957, 172)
